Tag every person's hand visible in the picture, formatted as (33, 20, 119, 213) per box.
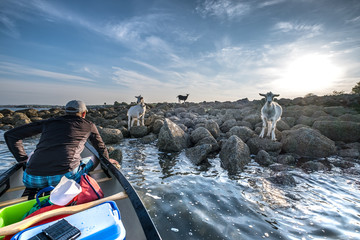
(109, 158, 121, 169)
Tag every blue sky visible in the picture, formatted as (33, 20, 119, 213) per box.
(0, 0, 359, 105)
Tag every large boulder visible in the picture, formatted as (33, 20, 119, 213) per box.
(99, 127, 124, 144)
(13, 113, 31, 127)
(312, 121, 360, 142)
(185, 144, 212, 165)
(281, 127, 336, 158)
(190, 127, 213, 144)
(157, 118, 189, 152)
(219, 135, 250, 173)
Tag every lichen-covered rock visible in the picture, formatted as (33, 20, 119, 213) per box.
(157, 118, 189, 152)
(312, 121, 360, 142)
(281, 127, 336, 158)
(219, 135, 250, 173)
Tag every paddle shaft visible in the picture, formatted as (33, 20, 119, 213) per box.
(0, 191, 128, 236)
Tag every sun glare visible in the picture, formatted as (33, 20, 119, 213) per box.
(275, 54, 342, 94)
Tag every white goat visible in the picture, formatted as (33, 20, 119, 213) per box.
(127, 95, 146, 130)
(259, 92, 282, 141)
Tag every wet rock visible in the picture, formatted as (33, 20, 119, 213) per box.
(109, 148, 123, 162)
(140, 133, 157, 144)
(226, 126, 255, 142)
(99, 127, 124, 144)
(285, 193, 301, 201)
(246, 137, 282, 155)
(281, 127, 336, 158)
(205, 120, 220, 139)
(255, 150, 274, 167)
(338, 149, 360, 158)
(267, 173, 297, 186)
(158, 118, 189, 152)
(331, 160, 355, 169)
(219, 135, 250, 173)
(301, 161, 329, 172)
(185, 144, 212, 165)
(130, 126, 149, 138)
(276, 155, 296, 165)
(312, 121, 360, 142)
(269, 163, 288, 172)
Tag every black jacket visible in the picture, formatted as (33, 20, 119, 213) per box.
(4, 115, 109, 176)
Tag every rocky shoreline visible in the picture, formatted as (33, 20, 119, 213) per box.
(1, 94, 360, 182)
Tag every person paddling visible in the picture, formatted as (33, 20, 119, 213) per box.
(4, 100, 119, 189)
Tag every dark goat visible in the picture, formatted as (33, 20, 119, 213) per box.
(177, 94, 189, 103)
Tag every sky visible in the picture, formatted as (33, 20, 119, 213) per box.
(0, 0, 359, 105)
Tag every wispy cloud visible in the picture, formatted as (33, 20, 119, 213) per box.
(0, 62, 95, 83)
(112, 67, 165, 89)
(196, 0, 251, 20)
(0, 14, 20, 38)
(258, 0, 285, 8)
(273, 21, 323, 38)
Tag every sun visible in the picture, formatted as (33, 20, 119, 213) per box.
(274, 54, 342, 94)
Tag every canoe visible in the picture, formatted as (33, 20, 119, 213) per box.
(0, 142, 162, 240)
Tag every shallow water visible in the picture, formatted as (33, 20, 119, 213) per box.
(1, 130, 360, 239)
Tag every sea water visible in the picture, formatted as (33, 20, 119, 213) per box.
(0, 130, 359, 240)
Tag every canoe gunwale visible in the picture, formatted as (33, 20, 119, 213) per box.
(0, 163, 23, 198)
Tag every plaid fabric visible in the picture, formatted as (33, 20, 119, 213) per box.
(23, 157, 94, 188)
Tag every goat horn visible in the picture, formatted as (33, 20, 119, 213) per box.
(259, 93, 265, 96)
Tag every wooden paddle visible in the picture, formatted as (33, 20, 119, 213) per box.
(0, 191, 128, 236)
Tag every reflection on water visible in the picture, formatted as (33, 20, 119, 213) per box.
(0, 130, 360, 239)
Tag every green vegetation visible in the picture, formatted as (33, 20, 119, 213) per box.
(352, 81, 360, 94)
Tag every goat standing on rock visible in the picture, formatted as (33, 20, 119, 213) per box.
(177, 94, 189, 103)
(259, 92, 282, 141)
(127, 95, 146, 130)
